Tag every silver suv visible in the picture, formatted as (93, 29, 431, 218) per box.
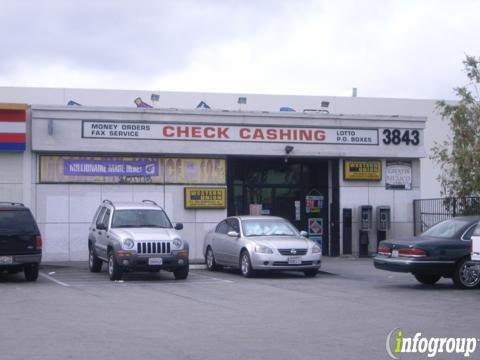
(88, 200, 189, 280)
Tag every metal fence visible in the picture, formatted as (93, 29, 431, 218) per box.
(413, 197, 480, 235)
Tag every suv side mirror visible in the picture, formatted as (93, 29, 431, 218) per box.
(97, 223, 107, 230)
(300, 231, 308, 238)
(174, 223, 183, 230)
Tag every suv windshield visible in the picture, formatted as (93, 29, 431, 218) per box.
(111, 209, 172, 228)
(0, 209, 38, 233)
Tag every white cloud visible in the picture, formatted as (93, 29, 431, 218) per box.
(0, 0, 478, 99)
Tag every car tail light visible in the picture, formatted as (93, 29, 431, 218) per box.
(399, 247, 426, 257)
(377, 246, 391, 256)
(35, 235, 43, 250)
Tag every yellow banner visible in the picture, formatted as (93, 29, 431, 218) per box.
(184, 187, 227, 209)
(39, 155, 226, 185)
(344, 160, 382, 181)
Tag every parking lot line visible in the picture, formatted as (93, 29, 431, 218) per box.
(37, 269, 235, 287)
(39, 272, 71, 287)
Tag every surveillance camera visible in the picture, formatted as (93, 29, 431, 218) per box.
(285, 145, 294, 154)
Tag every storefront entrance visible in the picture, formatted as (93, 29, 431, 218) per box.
(227, 157, 333, 254)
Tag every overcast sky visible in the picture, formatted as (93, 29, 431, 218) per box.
(0, 0, 478, 100)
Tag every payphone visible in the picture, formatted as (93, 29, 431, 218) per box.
(376, 206, 391, 245)
(359, 205, 372, 257)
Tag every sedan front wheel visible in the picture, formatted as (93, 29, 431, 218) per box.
(240, 250, 255, 278)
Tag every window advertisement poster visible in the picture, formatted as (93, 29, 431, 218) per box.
(39, 155, 164, 184)
(385, 161, 412, 190)
(308, 218, 323, 236)
(40, 155, 226, 185)
(249, 204, 263, 216)
(164, 158, 225, 184)
(306, 195, 324, 213)
(343, 160, 382, 181)
(295, 200, 301, 221)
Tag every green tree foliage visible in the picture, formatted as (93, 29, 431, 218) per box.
(431, 55, 480, 198)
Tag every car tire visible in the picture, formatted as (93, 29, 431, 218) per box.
(24, 264, 39, 282)
(240, 250, 255, 278)
(108, 251, 123, 281)
(304, 269, 318, 278)
(413, 273, 441, 285)
(173, 265, 189, 280)
(452, 257, 480, 289)
(88, 245, 103, 273)
(206, 247, 218, 271)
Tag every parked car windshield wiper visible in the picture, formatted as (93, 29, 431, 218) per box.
(140, 224, 168, 228)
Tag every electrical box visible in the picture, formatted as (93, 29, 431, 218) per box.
(377, 206, 391, 231)
(359, 205, 373, 231)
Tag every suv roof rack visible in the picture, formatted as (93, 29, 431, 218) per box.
(142, 200, 159, 206)
(102, 199, 115, 209)
(0, 202, 25, 207)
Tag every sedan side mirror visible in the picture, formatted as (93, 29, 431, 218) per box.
(300, 231, 308, 238)
(227, 230, 239, 238)
(174, 223, 183, 230)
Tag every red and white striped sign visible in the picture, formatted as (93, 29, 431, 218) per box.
(0, 104, 27, 151)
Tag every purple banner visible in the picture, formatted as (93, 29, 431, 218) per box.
(64, 159, 159, 177)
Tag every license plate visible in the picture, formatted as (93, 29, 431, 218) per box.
(288, 256, 302, 265)
(392, 250, 399, 258)
(148, 258, 163, 265)
(0, 256, 13, 264)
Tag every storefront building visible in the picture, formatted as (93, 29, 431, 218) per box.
(1, 103, 426, 261)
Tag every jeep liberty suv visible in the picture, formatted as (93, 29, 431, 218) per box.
(0, 202, 42, 281)
(88, 200, 189, 281)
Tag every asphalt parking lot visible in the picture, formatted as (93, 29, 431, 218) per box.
(1, 257, 478, 360)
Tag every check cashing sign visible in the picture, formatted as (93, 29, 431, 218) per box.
(82, 121, 380, 145)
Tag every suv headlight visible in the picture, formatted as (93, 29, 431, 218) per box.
(123, 238, 135, 250)
(172, 238, 183, 250)
(312, 244, 321, 254)
(255, 245, 273, 254)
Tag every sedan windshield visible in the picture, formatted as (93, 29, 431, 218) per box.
(242, 219, 298, 237)
(421, 218, 471, 238)
(111, 209, 172, 228)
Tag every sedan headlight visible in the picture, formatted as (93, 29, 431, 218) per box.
(255, 245, 273, 254)
(311, 244, 321, 254)
(123, 238, 135, 250)
(172, 238, 183, 250)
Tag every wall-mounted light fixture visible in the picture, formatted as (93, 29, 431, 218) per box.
(284, 145, 294, 163)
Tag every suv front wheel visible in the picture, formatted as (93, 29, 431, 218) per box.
(108, 251, 123, 281)
(173, 265, 189, 280)
(89, 246, 103, 273)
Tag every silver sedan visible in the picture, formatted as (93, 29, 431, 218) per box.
(203, 216, 322, 277)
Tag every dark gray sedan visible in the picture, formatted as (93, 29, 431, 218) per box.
(203, 216, 322, 277)
(374, 216, 480, 288)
